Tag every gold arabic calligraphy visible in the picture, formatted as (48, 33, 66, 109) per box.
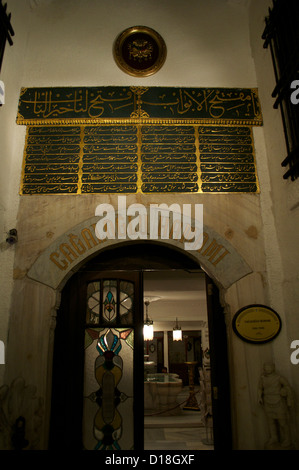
(18, 86, 262, 123)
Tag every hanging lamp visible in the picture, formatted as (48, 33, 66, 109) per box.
(143, 300, 154, 341)
(173, 317, 182, 341)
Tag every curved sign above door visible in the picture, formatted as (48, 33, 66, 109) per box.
(26, 216, 252, 291)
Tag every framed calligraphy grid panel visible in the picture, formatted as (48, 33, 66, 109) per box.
(18, 86, 262, 195)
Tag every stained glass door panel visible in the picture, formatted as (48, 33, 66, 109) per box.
(82, 273, 143, 450)
(86, 279, 134, 325)
(83, 327, 134, 450)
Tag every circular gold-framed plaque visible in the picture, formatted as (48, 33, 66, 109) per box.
(232, 304, 281, 344)
(113, 26, 167, 77)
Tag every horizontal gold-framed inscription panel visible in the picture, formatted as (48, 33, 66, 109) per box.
(20, 123, 259, 195)
(17, 86, 263, 126)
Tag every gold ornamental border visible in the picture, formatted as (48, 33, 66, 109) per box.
(16, 117, 262, 127)
(113, 26, 167, 77)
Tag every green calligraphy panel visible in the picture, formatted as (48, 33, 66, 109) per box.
(17, 86, 262, 126)
(18, 86, 261, 195)
(198, 126, 258, 193)
(21, 126, 80, 194)
(141, 125, 199, 193)
(81, 125, 138, 194)
(20, 123, 258, 194)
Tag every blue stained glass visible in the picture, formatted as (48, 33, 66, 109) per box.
(104, 291, 115, 313)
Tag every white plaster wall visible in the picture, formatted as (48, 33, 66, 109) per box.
(21, 0, 257, 88)
(0, 0, 28, 384)
(1, 0, 298, 450)
(248, 0, 299, 447)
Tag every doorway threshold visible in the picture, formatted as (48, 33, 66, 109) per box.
(144, 409, 204, 428)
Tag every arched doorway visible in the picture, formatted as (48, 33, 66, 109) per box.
(49, 241, 232, 450)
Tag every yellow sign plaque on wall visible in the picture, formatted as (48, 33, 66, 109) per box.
(232, 304, 281, 344)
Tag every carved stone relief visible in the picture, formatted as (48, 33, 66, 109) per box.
(258, 362, 295, 450)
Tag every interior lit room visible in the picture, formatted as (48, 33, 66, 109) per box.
(143, 270, 213, 450)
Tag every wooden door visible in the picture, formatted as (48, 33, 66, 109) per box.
(49, 270, 144, 450)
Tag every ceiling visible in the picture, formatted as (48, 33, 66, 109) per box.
(143, 270, 207, 326)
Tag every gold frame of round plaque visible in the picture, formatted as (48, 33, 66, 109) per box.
(113, 26, 167, 77)
(232, 304, 281, 344)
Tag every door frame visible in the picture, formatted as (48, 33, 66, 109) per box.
(205, 275, 232, 450)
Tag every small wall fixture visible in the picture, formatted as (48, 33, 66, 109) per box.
(6, 229, 18, 245)
(173, 318, 182, 341)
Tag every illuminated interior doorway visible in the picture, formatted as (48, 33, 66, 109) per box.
(143, 270, 214, 450)
(49, 241, 231, 450)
